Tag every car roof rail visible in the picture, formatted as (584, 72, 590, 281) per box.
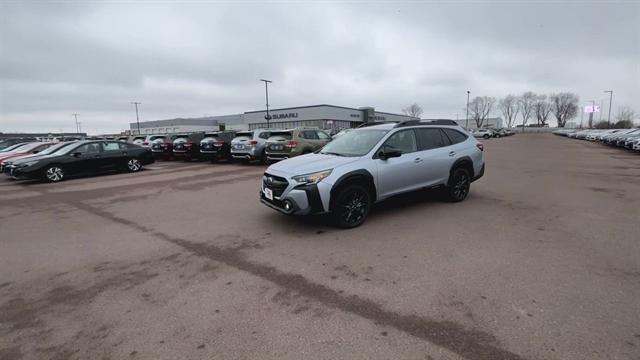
(356, 121, 399, 128)
(394, 119, 459, 128)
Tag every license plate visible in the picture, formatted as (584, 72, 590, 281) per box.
(234, 144, 245, 150)
(263, 187, 273, 200)
(271, 145, 283, 150)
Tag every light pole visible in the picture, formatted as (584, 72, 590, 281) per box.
(260, 79, 272, 128)
(589, 100, 596, 128)
(131, 102, 141, 134)
(604, 90, 613, 128)
(72, 113, 80, 134)
(465, 91, 470, 129)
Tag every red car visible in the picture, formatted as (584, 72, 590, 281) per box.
(0, 142, 54, 170)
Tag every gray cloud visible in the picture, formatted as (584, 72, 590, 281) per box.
(1, 1, 638, 133)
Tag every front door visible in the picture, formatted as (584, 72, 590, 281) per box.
(375, 129, 423, 197)
(66, 142, 101, 175)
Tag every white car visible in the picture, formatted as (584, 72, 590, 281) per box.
(472, 129, 494, 139)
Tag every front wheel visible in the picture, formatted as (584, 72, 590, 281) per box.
(126, 158, 143, 172)
(483, 134, 490, 139)
(43, 165, 65, 182)
(332, 184, 371, 229)
(446, 168, 471, 202)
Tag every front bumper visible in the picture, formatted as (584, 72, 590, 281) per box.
(259, 171, 328, 215)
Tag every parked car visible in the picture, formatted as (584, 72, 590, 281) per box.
(0, 142, 55, 170)
(199, 131, 237, 163)
(0, 143, 31, 153)
(613, 129, 640, 146)
(1, 141, 77, 173)
(131, 136, 147, 146)
(631, 137, 640, 151)
(172, 132, 206, 161)
(150, 134, 177, 160)
(624, 134, 640, 150)
(0, 138, 37, 150)
(5, 141, 154, 182)
(260, 120, 485, 228)
(230, 129, 273, 163)
(472, 129, 494, 139)
(264, 128, 332, 163)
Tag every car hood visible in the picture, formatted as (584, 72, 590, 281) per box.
(10, 153, 62, 165)
(267, 153, 361, 176)
(0, 152, 28, 162)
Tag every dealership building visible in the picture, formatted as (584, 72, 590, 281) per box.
(129, 104, 417, 135)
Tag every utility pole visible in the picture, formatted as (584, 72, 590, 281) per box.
(604, 90, 613, 128)
(131, 102, 141, 134)
(260, 79, 272, 128)
(589, 100, 595, 128)
(465, 91, 470, 129)
(72, 113, 80, 134)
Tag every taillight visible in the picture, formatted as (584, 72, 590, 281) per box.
(214, 141, 225, 147)
(476, 143, 484, 151)
(248, 140, 258, 145)
(285, 140, 298, 148)
(184, 140, 193, 147)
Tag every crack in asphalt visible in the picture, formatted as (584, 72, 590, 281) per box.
(70, 201, 526, 360)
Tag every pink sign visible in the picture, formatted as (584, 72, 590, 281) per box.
(584, 105, 601, 113)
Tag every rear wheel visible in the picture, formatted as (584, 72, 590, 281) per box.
(446, 167, 471, 202)
(332, 184, 371, 229)
(43, 165, 65, 182)
(126, 158, 142, 172)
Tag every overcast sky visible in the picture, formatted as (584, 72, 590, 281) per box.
(1, 0, 638, 134)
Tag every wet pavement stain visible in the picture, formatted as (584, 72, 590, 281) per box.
(71, 201, 527, 360)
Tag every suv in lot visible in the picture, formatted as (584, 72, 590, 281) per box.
(199, 131, 237, 162)
(260, 120, 485, 228)
(264, 128, 332, 163)
(231, 129, 273, 163)
(172, 132, 205, 161)
(473, 128, 494, 139)
(149, 134, 177, 160)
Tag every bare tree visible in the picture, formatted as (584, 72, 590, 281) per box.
(533, 94, 553, 127)
(550, 92, 579, 128)
(402, 103, 423, 118)
(616, 106, 635, 122)
(518, 92, 536, 131)
(469, 96, 496, 128)
(498, 95, 519, 128)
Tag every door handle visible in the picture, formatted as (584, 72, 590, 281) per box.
(449, 151, 456, 157)
(414, 158, 423, 163)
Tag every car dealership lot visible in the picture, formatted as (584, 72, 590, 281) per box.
(0, 135, 639, 360)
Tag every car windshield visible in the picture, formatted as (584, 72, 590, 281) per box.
(39, 142, 75, 155)
(320, 129, 389, 157)
(0, 143, 28, 152)
(268, 131, 292, 140)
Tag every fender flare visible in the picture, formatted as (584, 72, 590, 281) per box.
(330, 169, 377, 205)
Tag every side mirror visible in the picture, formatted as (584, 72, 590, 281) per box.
(378, 146, 402, 160)
(73, 152, 82, 157)
(32, 150, 39, 154)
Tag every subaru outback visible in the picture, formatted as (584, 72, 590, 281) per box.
(260, 120, 485, 228)
(264, 128, 331, 163)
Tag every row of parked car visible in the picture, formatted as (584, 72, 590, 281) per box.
(0, 140, 153, 182)
(127, 128, 334, 164)
(470, 128, 516, 139)
(553, 128, 640, 151)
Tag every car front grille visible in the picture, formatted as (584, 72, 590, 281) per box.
(263, 173, 289, 197)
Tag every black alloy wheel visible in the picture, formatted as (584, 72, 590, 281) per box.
(43, 165, 65, 182)
(447, 168, 471, 202)
(333, 184, 371, 228)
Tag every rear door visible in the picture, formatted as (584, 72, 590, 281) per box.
(98, 142, 126, 171)
(414, 128, 454, 187)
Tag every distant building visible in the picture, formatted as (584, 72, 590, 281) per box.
(129, 104, 416, 134)
(445, 117, 504, 129)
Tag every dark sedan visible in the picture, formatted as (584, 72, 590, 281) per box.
(5, 140, 154, 182)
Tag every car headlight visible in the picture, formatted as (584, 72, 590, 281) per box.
(292, 169, 332, 185)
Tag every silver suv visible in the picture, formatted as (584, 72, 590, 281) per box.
(230, 129, 273, 163)
(260, 120, 485, 228)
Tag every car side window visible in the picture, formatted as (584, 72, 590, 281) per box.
(416, 128, 450, 150)
(383, 130, 417, 154)
(102, 142, 120, 151)
(74, 143, 100, 154)
(118, 143, 129, 150)
(305, 131, 319, 140)
(443, 129, 468, 144)
(317, 131, 331, 140)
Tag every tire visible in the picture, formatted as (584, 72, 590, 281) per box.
(331, 184, 372, 229)
(483, 134, 490, 139)
(446, 167, 471, 202)
(126, 158, 143, 172)
(43, 165, 65, 183)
